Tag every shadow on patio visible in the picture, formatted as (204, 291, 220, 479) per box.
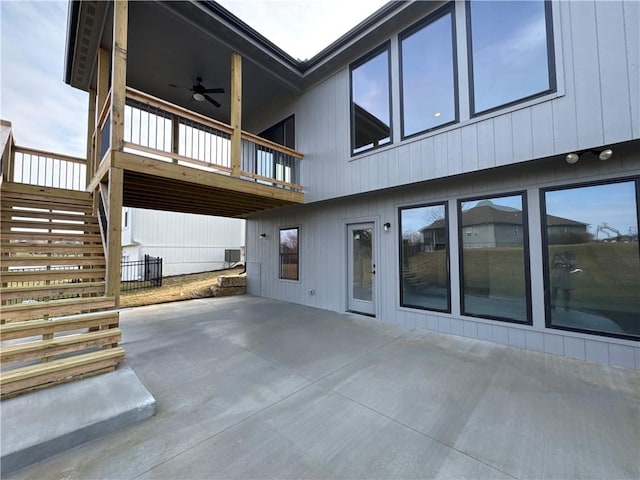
(9, 295, 640, 479)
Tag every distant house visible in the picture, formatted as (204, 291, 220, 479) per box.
(121, 208, 245, 277)
(421, 201, 588, 249)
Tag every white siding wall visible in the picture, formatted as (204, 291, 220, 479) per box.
(255, 0, 639, 204)
(246, 144, 640, 369)
(123, 208, 245, 276)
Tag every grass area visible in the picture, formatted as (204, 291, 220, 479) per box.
(120, 267, 245, 308)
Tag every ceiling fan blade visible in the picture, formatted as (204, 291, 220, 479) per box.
(169, 83, 189, 89)
(204, 95, 221, 108)
(203, 87, 225, 94)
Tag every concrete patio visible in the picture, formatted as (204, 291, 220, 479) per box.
(7, 295, 639, 479)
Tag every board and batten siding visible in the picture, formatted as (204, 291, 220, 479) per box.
(122, 208, 245, 276)
(246, 143, 640, 370)
(265, 0, 639, 204)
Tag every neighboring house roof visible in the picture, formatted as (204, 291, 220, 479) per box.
(420, 201, 588, 231)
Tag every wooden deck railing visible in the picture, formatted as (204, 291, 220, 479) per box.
(91, 87, 304, 191)
(9, 146, 87, 191)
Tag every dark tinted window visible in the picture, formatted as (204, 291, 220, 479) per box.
(459, 194, 530, 323)
(351, 45, 392, 155)
(401, 7, 457, 137)
(543, 180, 640, 339)
(467, 0, 554, 114)
(400, 203, 450, 312)
(279, 227, 299, 281)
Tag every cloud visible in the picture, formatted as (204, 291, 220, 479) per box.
(1, 1, 88, 157)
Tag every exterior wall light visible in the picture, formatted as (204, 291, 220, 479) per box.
(259, 233, 267, 238)
(594, 149, 613, 161)
(566, 153, 580, 164)
(383, 222, 391, 232)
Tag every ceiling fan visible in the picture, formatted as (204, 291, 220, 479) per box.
(169, 77, 224, 108)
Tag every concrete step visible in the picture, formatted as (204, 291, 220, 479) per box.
(0, 365, 156, 476)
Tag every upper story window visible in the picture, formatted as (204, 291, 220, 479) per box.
(400, 5, 457, 138)
(350, 43, 392, 155)
(467, 0, 555, 116)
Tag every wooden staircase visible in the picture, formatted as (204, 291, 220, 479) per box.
(1, 182, 124, 399)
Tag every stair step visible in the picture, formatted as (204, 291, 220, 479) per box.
(1, 231, 102, 243)
(0, 296, 115, 323)
(2, 256, 106, 268)
(2, 219, 100, 232)
(1, 328, 122, 364)
(1, 281, 106, 301)
(0, 183, 92, 204)
(1, 208, 97, 223)
(1, 243, 105, 255)
(1, 311, 119, 340)
(0, 199, 93, 214)
(1, 268, 106, 285)
(0, 348, 125, 399)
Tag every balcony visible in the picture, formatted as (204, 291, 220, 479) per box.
(90, 87, 304, 218)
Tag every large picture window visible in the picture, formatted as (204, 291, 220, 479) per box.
(350, 43, 392, 155)
(400, 5, 457, 138)
(399, 203, 450, 312)
(467, 0, 555, 115)
(542, 179, 640, 340)
(279, 227, 299, 281)
(459, 193, 531, 323)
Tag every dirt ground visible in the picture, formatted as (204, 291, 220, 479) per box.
(120, 267, 245, 308)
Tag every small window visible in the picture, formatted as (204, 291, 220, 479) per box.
(467, 0, 555, 115)
(458, 193, 531, 323)
(279, 227, 299, 281)
(350, 43, 392, 155)
(542, 179, 640, 340)
(399, 203, 450, 312)
(400, 5, 457, 138)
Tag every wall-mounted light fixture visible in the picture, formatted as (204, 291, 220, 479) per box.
(259, 233, 267, 239)
(566, 148, 614, 164)
(383, 222, 391, 232)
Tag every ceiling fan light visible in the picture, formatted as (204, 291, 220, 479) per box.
(193, 92, 205, 102)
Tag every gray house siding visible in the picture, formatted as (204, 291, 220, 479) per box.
(246, 146, 640, 369)
(249, 1, 638, 204)
(245, 0, 640, 369)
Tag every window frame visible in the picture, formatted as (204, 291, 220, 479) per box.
(398, 201, 452, 313)
(279, 226, 300, 281)
(457, 191, 533, 325)
(540, 177, 640, 341)
(349, 41, 393, 157)
(466, 0, 557, 117)
(398, 3, 459, 140)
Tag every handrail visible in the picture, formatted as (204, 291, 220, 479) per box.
(126, 87, 234, 135)
(240, 131, 303, 159)
(13, 146, 86, 165)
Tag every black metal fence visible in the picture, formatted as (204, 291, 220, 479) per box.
(121, 255, 163, 292)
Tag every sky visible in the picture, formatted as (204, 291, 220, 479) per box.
(0, 0, 387, 157)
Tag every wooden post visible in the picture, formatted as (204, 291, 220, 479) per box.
(230, 51, 242, 177)
(171, 115, 180, 163)
(106, 167, 123, 305)
(110, 0, 128, 153)
(95, 47, 110, 165)
(86, 89, 97, 188)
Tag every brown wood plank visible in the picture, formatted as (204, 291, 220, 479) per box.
(0, 348, 125, 398)
(1, 244, 105, 255)
(2, 220, 100, 232)
(1, 268, 106, 284)
(2, 256, 106, 267)
(1, 231, 102, 242)
(1, 281, 106, 300)
(1, 209, 97, 223)
(1, 182, 92, 201)
(0, 296, 115, 323)
(0, 311, 119, 340)
(1, 329, 122, 364)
